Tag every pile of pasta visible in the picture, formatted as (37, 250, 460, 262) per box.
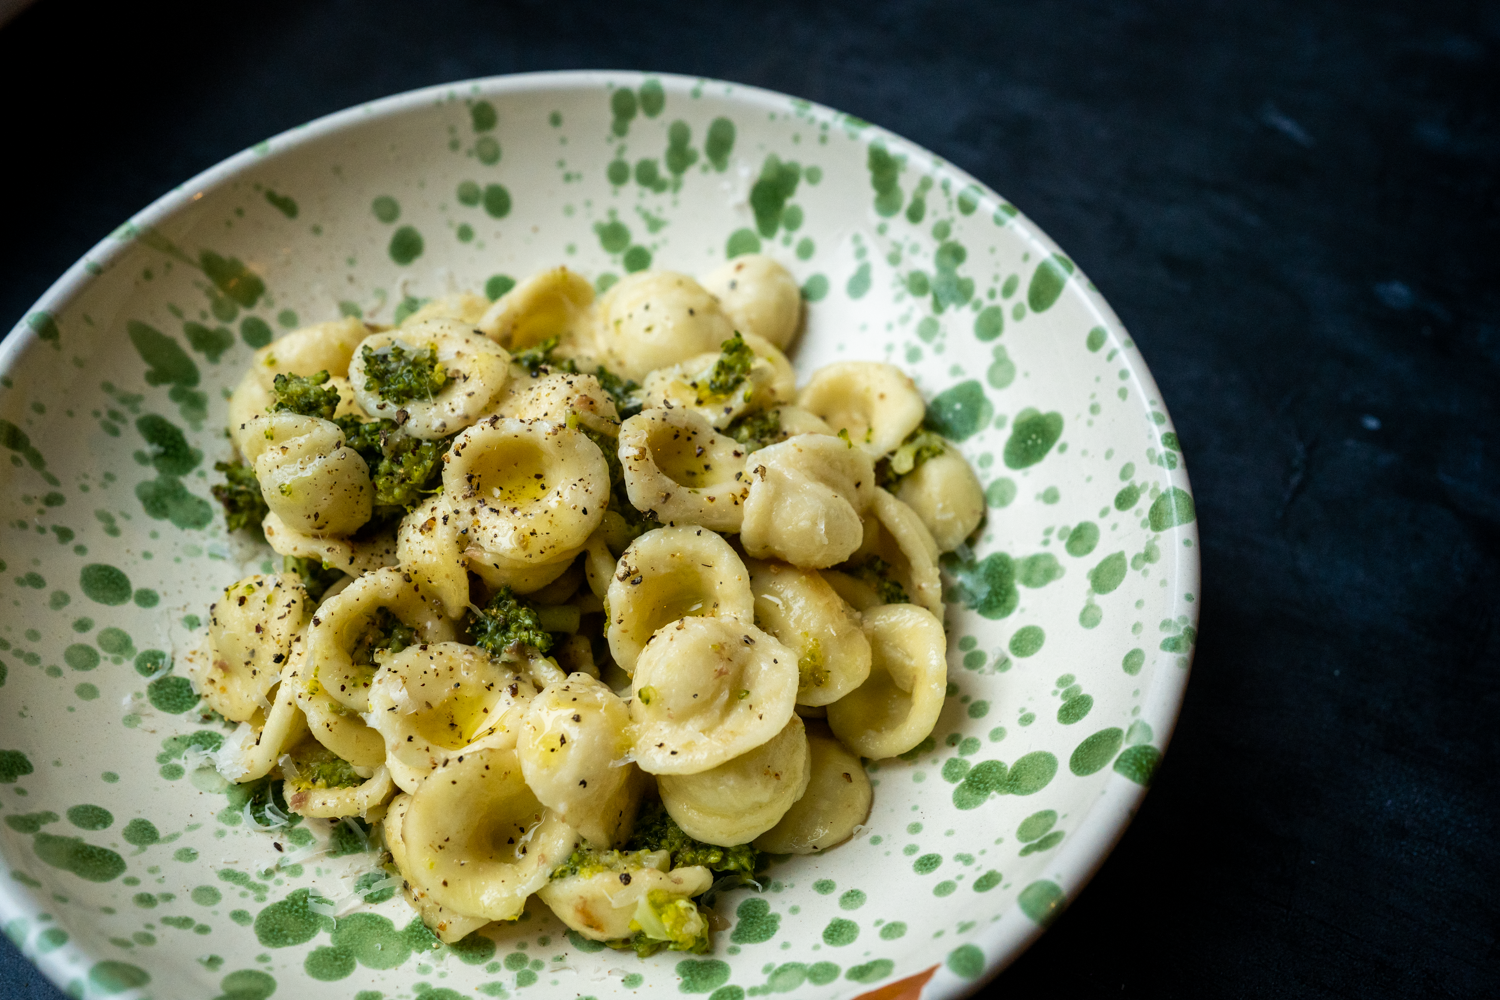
(189, 256, 987, 954)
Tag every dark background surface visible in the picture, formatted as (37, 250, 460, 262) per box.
(2, 0, 1497, 996)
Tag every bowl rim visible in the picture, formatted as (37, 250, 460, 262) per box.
(0, 68, 1199, 1000)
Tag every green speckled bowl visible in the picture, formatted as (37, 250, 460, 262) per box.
(0, 72, 1198, 1000)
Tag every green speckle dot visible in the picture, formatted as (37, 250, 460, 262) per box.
(933, 880, 956, 897)
(122, 819, 159, 847)
(1070, 728, 1124, 776)
(192, 885, 222, 906)
(726, 228, 762, 258)
(879, 921, 906, 940)
(74, 683, 99, 701)
(623, 245, 652, 272)
(371, 197, 400, 223)
(457, 181, 482, 206)
(675, 958, 731, 993)
(148, 675, 197, 714)
(820, 918, 858, 947)
(1008, 626, 1044, 657)
(133, 588, 159, 608)
(79, 564, 131, 605)
(305, 945, 355, 981)
(838, 889, 865, 910)
(389, 226, 424, 265)
(67, 805, 112, 831)
(64, 644, 100, 671)
(483, 184, 512, 219)
(485, 275, 516, 301)
(1018, 880, 1066, 926)
(946, 943, 985, 979)
(801, 274, 829, 302)
(973, 870, 1002, 892)
(174, 847, 198, 862)
(913, 853, 941, 874)
(1113, 744, 1162, 786)
(88, 960, 150, 994)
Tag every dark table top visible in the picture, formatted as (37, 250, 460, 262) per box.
(3, 1, 1497, 997)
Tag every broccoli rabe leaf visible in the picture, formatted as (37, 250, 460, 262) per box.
(271, 369, 341, 420)
(876, 428, 948, 487)
(625, 802, 763, 877)
(211, 460, 269, 531)
(283, 555, 343, 603)
(360, 342, 447, 406)
(697, 332, 755, 402)
(844, 555, 911, 605)
(725, 408, 782, 453)
(470, 586, 554, 655)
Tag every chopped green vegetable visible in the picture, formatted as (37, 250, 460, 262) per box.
(332, 416, 450, 516)
(550, 843, 662, 881)
(618, 891, 711, 957)
(877, 429, 948, 487)
(271, 369, 341, 420)
(512, 335, 563, 376)
(593, 363, 644, 418)
(797, 637, 829, 690)
(350, 607, 417, 667)
(360, 342, 447, 406)
(211, 460, 269, 531)
(470, 586, 553, 655)
(697, 332, 755, 401)
(726, 408, 782, 453)
(625, 801, 762, 877)
(284, 742, 363, 791)
(283, 555, 343, 603)
(845, 555, 911, 605)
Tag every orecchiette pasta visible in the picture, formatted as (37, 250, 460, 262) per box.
(197, 257, 993, 957)
(303, 567, 457, 713)
(252, 316, 374, 390)
(618, 407, 750, 532)
(629, 616, 798, 775)
(595, 271, 735, 380)
(754, 726, 872, 854)
(740, 434, 876, 568)
(517, 673, 638, 847)
(747, 560, 871, 707)
(365, 642, 534, 793)
(444, 416, 609, 565)
(826, 603, 948, 759)
(895, 445, 986, 552)
(348, 320, 511, 438)
(199, 574, 307, 723)
(479, 266, 596, 352)
(658, 714, 811, 846)
(398, 747, 577, 922)
(240, 413, 373, 537)
(605, 526, 754, 674)
(698, 255, 803, 350)
(796, 361, 927, 457)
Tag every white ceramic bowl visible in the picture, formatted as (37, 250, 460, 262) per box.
(0, 71, 1198, 1000)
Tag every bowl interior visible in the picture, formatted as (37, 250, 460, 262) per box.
(0, 72, 1198, 1000)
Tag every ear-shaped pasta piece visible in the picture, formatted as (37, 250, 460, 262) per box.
(213, 664, 308, 783)
(400, 293, 491, 327)
(468, 545, 582, 596)
(282, 645, 387, 768)
(819, 569, 882, 612)
(444, 416, 609, 565)
(605, 526, 754, 674)
(252, 317, 375, 390)
(400, 747, 578, 922)
(753, 725, 872, 854)
(286, 764, 395, 820)
(658, 714, 811, 846)
(396, 496, 471, 619)
(894, 447, 986, 552)
(854, 488, 943, 618)
(629, 616, 798, 774)
(365, 642, 534, 793)
(227, 370, 273, 455)
(826, 604, 947, 759)
(479, 266, 596, 352)
(582, 529, 617, 602)
(698, 255, 804, 350)
(304, 567, 458, 713)
(772, 405, 836, 439)
(595, 271, 734, 380)
(241, 412, 373, 536)
(618, 408, 750, 532)
(740, 435, 877, 568)
(517, 673, 638, 847)
(199, 574, 308, 723)
(495, 371, 621, 437)
(348, 320, 511, 439)
(796, 362, 927, 457)
(263, 513, 398, 581)
(538, 857, 712, 942)
(383, 793, 491, 944)
(748, 560, 871, 707)
(638, 332, 794, 430)
(527, 558, 584, 605)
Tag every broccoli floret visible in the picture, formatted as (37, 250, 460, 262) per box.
(550, 843, 662, 882)
(593, 364, 644, 418)
(271, 369, 341, 420)
(625, 802, 763, 877)
(283, 742, 363, 791)
(876, 429, 948, 487)
(726, 408, 782, 453)
(512, 335, 565, 376)
(360, 342, 448, 406)
(470, 586, 553, 655)
(211, 460, 269, 531)
(283, 555, 343, 603)
(698, 332, 755, 401)
(844, 556, 911, 605)
(330, 416, 449, 516)
(616, 891, 712, 957)
(349, 607, 417, 668)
